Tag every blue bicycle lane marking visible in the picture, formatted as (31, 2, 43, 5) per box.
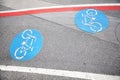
(10, 29, 43, 61)
(75, 9, 109, 33)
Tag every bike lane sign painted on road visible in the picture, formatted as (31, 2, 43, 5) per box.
(75, 9, 109, 33)
(10, 29, 43, 61)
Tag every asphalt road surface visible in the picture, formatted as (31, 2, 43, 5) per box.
(40, 0, 120, 5)
(0, 1, 120, 80)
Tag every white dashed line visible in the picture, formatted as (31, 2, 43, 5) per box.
(0, 65, 120, 80)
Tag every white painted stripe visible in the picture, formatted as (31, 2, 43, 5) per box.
(0, 3, 120, 13)
(0, 65, 120, 80)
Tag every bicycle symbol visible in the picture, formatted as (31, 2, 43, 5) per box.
(14, 29, 37, 60)
(75, 9, 109, 33)
(81, 9, 102, 32)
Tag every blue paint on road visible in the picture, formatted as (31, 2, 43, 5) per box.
(75, 9, 109, 33)
(10, 29, 43, 61)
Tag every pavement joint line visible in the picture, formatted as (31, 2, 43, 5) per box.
(0, 65, 120, 80)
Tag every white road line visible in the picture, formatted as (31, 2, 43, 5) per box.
(0, 3, 120, 13)
(0, 65, 120, 80)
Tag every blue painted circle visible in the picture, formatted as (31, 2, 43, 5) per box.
(10, 29, 43, 61)
(75, 9, 109, 33)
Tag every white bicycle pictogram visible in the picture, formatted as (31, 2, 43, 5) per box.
(81, 9, 103, 32)
(14, 29, 37, 60)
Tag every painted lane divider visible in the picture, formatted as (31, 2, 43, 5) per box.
(0, 65, 120, 80)
(75, 9, 109, 33)
(10, 29, 43, 61)
(0, 4, 120, 17)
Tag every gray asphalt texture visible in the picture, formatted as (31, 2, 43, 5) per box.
(39, 0, 120, 5)
(0, 1, 120, 80)
(0, 5, 12, 11)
